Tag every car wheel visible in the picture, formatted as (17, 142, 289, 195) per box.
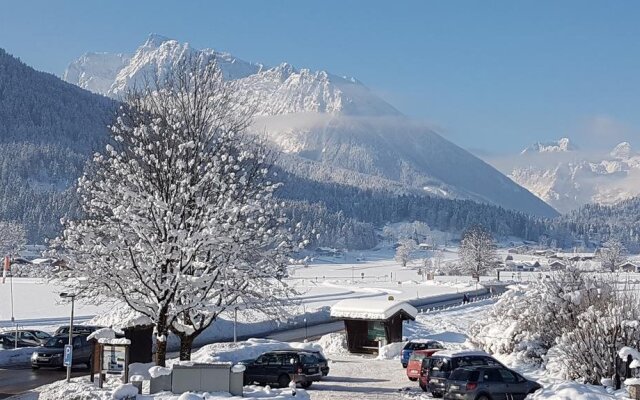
(31, 366, 40, 370)
(402, 363, 407, 368)
(409, 377, 417, 381)
(419, 382, 427, 392)
(300, 381, 312, 389)
(277, 374, 291, 388)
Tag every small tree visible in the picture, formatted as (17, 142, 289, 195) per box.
(459, 225, 497, 276)
(598, 238, 627, 272)
(395, 238, 416, 267)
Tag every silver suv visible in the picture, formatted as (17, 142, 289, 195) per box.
(444, 365, 542, 400)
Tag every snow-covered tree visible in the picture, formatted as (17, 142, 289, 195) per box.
(598, 238, 627, 272)
(459, 225, 497, 276)
(395, 238, 416, 267)
(0, 221, 26, 257)
(51, 56, 302, 364)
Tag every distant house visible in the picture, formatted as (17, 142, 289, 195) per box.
(619, 262, 639, 273)
(548, 260, 566, 270)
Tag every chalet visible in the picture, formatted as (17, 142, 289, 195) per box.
(547, 260, 566, 270)
(330, 299, 417, 354)
(619, 262, 639, 273)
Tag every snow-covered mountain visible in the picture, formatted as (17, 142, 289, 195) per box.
(520, 137, 576, 154)
(63, 34, 558, 218)
(492, 138, 640, 213)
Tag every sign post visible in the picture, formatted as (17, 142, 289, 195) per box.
(63, 344, 73, 368)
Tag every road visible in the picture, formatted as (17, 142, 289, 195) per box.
(0, 290, 491, 398)
(0, 367, 86, 399)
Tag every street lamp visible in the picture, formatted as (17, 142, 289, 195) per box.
(60, 292, 76, 383)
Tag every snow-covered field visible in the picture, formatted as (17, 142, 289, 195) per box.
(0, 249, 479, 335)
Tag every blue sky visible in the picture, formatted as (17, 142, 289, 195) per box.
(1, 0, 638, 153)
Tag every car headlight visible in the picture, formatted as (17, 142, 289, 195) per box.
(31, 353, 38, 360)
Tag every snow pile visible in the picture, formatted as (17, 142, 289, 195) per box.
(317, 332, 349, 355)
(0, 346, 38, 367)
(128, 362, 155, 380)
(190, 338, 322, 364)
(32, 375, 310, 399)
(98, 338, 131, 345)
(111, 383, 138, 400)
(87, 327, 118, 341)
(149, 365, 172, 378)
(527, 381, 622, 399)
(376, 341, 406, 360)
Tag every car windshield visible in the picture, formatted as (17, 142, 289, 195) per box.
(45, 337, 67, 348)
(450, 369, 480, 381)
(34, 331, 51, 339)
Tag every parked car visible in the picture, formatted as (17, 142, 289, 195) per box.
(287, 348, 330, 376)
(401, 339, 444, 368)
(241, 350, 323, 388)
(5, 330, 52, 346)
(54, 325, 102, 336)
(406, 348, 443, 381)
(444, 365, 542, 400)
(421, 350, 503, 397)
(0, 333, 33, 349)
(30, 335, 93, 369)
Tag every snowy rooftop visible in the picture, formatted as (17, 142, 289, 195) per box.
(330, 299, 418, 321)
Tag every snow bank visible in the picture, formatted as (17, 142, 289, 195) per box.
(190, 338, 322, 365)
(376, 341, 405, 360)
(31, 375, 310, 399)
(111, 383, 138, 400)
(128, 362, 154, 380)
(317, 332, 349, 355)
(527, 381, 622, 400)
(87, 327, 118, 341)
(149, 365, 172, 378)
(0, 346, 37, 367)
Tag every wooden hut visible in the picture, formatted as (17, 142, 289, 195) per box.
(330, 299, 417, 354)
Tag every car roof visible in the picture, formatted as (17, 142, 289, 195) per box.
(408, 339, 441, 344)
(431, 349, 490, 358)
(413, 349, 441, 354)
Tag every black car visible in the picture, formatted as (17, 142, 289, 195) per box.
(425, 350, 504, 398)
(6, 330, 52, 346)
(241, 350, 323, 388)
(30, 335, 93, 369)
(287, 349, 330, 376)
(444, 366, 542, 400)
(54, 325, 103, 336)
(0, 333, 34, 349)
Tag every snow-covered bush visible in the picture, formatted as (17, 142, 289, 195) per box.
(471, 269, 640, 384)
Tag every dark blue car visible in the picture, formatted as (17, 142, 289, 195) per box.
(401, 340, 444, 368)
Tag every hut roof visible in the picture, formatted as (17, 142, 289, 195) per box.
(330, 299, 418, 321)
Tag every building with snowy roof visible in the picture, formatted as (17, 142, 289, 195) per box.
(330, 299, 417, 354)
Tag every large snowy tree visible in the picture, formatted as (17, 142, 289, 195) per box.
(459, 225, 497, 276)
(395, 238, 416, 267)
(52, 56, 301, 364)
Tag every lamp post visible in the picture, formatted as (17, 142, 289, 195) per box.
(60, 292, 76, 383)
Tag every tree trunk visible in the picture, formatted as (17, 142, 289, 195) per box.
(155, 313, 169, 366)
(179, 335, 194, 361)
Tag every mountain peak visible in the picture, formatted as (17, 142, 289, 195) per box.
(144, 33, 172, 48)
(611, 142, 632, 159)
(521, 137, 575, 154)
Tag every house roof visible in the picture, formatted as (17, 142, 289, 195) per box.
(330, 299, 418, 321)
